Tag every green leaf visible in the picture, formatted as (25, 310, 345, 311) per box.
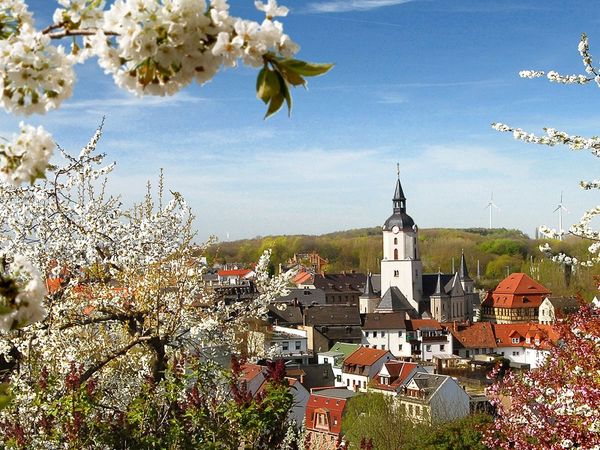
(264, 93, 285, 119)
(273, 62, 306, 87)
(257, 69, 281, 104)
(276, 72, 292, 116)
(277, 59, 334, 77)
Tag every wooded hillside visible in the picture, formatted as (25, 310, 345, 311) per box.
(206, 228, 599, 298)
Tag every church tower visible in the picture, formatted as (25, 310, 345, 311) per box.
(380, 168, 422, 312)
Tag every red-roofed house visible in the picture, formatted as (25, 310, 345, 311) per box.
(370, 360, 428, 395)
(446, 321, 497, 359)
(492, 323, 559, 368)
(481, 273, 551, 323)
(305, 387, 357, 449)
(341, 347, 394, 391)
(217, 269, 255, 285)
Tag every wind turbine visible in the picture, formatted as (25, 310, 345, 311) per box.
(554, 191, 569, 241)
(485, 192, 499, 229)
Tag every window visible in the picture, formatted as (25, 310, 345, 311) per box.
(440, 344, 445, 351)
(398, 344, 402, 351)
(394, 249, 399, 259)
(512, 351, 520, 356)
(381, 331, 386, 337)
(295, 341, 301, 350)
(373, 331, 377, 338)
(512, 337, 520, 344)
(426, 345, 431, 352)
(346, 379, 350, 386)
(365, 331, 369, 337)
(394, 237, 398, 244)
(337, 375, 341, 382)
(363, 381, 366, 389)
(416, 406, 421, 416)
(282, 342, 289, 351)
(394, 270, 399, 277)
(324, 357, 329, 364)
(398, 330, 402, 337)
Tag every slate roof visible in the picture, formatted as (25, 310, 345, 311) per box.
(273, 288, 326, 306)
(422, 273, 454, 298)
(285, 363, 335, 390)
(304, 305, 361, 326)
(383, 177, 416, 231)
(376, 287, 416, 315)
(313, 273, 367, 293)
(407, 373, 447, 400)
(544, 296, 580, 314)
(267, 304, 303, 325)
(360, 273, 378, 298)
(460, 251, 472, 281)
(362, 312, 407, 330)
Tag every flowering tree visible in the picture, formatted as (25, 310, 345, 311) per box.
(492, 33, 600, 267)
(484, 303, 600, 449)
(0, 125, 294, 447)
(486, 34, 600, 449)
(0, 0, 332, 186)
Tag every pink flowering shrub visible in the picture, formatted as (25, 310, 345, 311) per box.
(484, 302, 600, 449)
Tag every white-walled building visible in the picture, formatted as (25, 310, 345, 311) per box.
(341, 347, 394, 392)
(317, 342, 360, 387)
(361, 312, 411, 358)
(396, 373, 470, 424)
(406, 319, 453, 361)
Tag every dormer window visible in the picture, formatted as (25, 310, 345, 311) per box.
(512, 337, 520, 344)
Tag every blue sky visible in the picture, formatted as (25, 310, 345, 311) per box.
(4, 1, 600, 242)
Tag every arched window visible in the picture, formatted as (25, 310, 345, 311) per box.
(394, 237, 398, 245)
(394, 248, 398, 259)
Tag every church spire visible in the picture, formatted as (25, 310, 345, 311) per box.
(433, 270, 444, 296)
(393, 163, 406, 213)
(460, 250, 471, 281)
(362, 272, 377, 297)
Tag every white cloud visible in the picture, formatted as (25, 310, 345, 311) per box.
(306, 0, 413, 13)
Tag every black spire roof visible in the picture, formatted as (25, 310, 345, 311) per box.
(361, 273, 378, 298)
(383, 168, 415, 231)
(460, 250, 471, 281)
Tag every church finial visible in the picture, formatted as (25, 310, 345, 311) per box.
(393, 165, 406, 213)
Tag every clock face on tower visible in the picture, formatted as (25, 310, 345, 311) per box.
(392, 225, 400, 234)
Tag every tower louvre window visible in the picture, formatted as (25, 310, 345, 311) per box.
(394, 249, 399, 259)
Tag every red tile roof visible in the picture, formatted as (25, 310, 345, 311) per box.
(406, 319, 442, 330)
(344, 347, 389, 367)
(483, 273, 551, 309)
(240, 363, 265, 383)
(492, 323, 559, 350)
(305, 388, 355, 435)
(372, 361, 420, 391)
(448, 322, 497, 349)
(293, 271, 313, 285)
(218, 269, 253, 277)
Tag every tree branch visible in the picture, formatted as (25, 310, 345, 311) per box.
(80, 336, 150, 384)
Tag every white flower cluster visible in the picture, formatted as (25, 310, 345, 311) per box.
(492, 123, 600, 156)
(0, 19, 75, 115)
(546, 70, 589, 84)
(0, 122, 55, 185)
(519, 70, 545, 78)
(90, 0, 298, 96)
(0, 254, 46, 331)
(52, 0, 105, 31)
